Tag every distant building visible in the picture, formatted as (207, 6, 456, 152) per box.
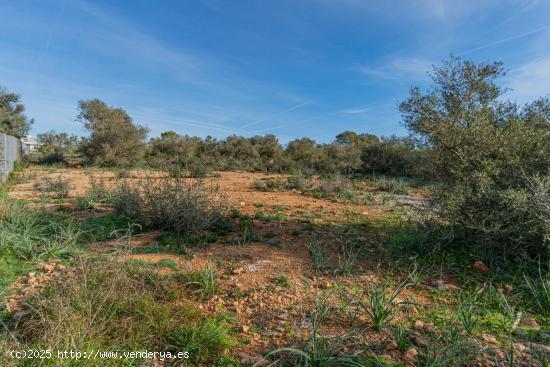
(20, 135, 40, 153)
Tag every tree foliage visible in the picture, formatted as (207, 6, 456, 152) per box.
(77, 99, 148, 166)
(400, 56, 550, 259)
(37, 131, 79, 164)
(0, 87, 32, 138)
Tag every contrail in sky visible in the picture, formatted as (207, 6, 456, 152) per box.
(460, 24, 550, 55)
(239, 101, 313, 129)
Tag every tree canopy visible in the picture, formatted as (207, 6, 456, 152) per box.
(77, 99, 148, 166)
(0, 87, 32, 138)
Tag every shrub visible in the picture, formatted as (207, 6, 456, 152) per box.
(318, 174, 353, 195)
(33, 176, 70, 198)
(187, 161, 209, 178)
(252, 179, 268, 191)
(361, 136, 424, 177)
(40, 151, 66, 165)
(113, 177, 227, 237)
(74, 176, 114, 209)
(285, 174, 307, 190)
(400, 56, 550, 259)
(77, 99, 149, 166)
(373, 176, 409, 195)
(168, 162, 184, 178)
(36, 131, 79, 164)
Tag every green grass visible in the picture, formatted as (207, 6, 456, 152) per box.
(76, 212, 133, 243)
(165, 318, 235, 365)
(185, 264, 218, 299)
(155, 231, 219, 253)
(355, 278, 411, 332)
(1, 257, 236, 367)
(372, 176, 410, 195)
(0, 200, 84, 305)
(524, 263, 550, 316)
(273, 275, 291, 288)
(307, 240, 330, 271)
(255, 210, 287, 221)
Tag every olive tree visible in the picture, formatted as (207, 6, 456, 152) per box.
(400, 56, 550, 259)
(0, 87, 33, 138)
(77, 99, 148, 166)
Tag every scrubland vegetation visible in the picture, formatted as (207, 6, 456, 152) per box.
(1, 57, 549, 366)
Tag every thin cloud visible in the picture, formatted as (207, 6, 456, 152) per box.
(239, 101, 313, 129)
(72, 0, 199, 80)
(341, 105, 370, 114)
(135, 113, 237, 135)
(36, 2, 67, 67)
(250, 115, 324, 134)
(357, 58, 432, 81)
(460, 24, 550, 55)
(506, 56, 550, 104)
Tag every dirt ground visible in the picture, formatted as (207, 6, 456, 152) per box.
(11, 168, 390, 223)
(7, 167, 519, 366)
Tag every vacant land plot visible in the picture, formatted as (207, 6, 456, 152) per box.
(1, 166, 548, 367)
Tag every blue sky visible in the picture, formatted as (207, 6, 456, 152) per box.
(1, 0, 549, 143)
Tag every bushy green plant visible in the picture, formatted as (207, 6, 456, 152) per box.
(400, 56, 550, 259)
(355, 277, 411, 331)
(456, 300, 479, 335)
(237, 216, 257, 243)
(390, 325, 410, 351)
(165, 318, 234, 365)
(361, 136, 425, 177)
(186, 264, 218, 298)
(113, 177, 227, 237)
(187, 160, 209, 178)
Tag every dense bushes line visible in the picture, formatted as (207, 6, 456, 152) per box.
(31, 128, 427, 178)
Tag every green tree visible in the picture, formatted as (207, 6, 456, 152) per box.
(77, 99, 148, 166)
(361, 136, 425, 177)
(150, 131, 200, 162)
(285, 138, 325, 172)
(37, 131, 79, 163)
(0, 87, 33, 137)
(332, 131, 380, 174)
(399, 56, 550, 259)
(249, 134, 284, 171)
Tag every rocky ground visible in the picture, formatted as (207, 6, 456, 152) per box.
(3, 167, 549, 366)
